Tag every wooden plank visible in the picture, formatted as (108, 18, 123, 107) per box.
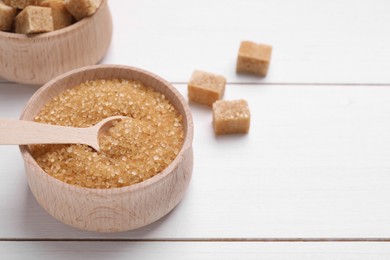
(1, 83, 390, 238)
(0, 242, 390, 259)
(103, 0, 390, 84)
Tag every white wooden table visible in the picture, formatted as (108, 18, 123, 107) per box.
(1, 0, 390, 258)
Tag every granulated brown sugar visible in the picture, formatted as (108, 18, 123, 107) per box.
(31, 79, 184, 189)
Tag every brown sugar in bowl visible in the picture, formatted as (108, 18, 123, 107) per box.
(0, 0, 112, 85)
(19, 65, 194, 232)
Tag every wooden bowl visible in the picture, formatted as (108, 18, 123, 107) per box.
(19, 65, 194, 232)
(0, 0, 112, 85)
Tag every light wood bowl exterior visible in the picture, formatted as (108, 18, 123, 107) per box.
(0, 0, 112, 85)
(19, 65, 194, 232)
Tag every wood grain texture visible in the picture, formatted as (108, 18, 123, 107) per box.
(1, 242, 390, 259)
(0, 0, 112, 85)
(18, 65, 194, 232)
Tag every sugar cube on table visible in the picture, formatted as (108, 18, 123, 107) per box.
(188, 70, 226, 107)
(3, 0, 41, 9)
(41, 0, 73, 30)
(212, 99, 250, 135)
(64, 0, 102, 20)
(236, 41, 272, 77)
(15, 5, 53, 34)
(0, 1, 16, 31)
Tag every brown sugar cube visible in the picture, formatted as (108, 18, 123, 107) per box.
(64, 0, 102, 20)
(0, 1, 16, 31)
(41, 0, 73, 30)
(213, 99, 250, 135)
(3, 0, 42, 9)
(188, 70, 226, 106)
(15, 6, 53, 34)
(236, 41, 272, 77)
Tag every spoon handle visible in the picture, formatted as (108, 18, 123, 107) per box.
(0, 119, 92, 147)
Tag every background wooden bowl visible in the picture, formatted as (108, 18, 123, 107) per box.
(0, 0, 112, 85)
(19, 65, 194, 232)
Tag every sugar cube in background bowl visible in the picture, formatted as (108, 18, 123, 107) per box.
(15, 6, 54, 34)
(64, 0, 102, 20)
(2, 0, 102, 34)
(0, 0, 112, 85)
(3, 0, 40, 9)
(0, 1, 16, 31)
(41, 0, 73, 30)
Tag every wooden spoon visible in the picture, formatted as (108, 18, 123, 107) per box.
(0, 116, 125, 152)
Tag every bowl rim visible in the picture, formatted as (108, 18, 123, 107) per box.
(0, 0, 108, 40)
(19, 64, 194, 195)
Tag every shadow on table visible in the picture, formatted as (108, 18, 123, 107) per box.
(0, 82, 39, 98)
(0, 82, 39, 118)
(188, 100, 212, 115)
